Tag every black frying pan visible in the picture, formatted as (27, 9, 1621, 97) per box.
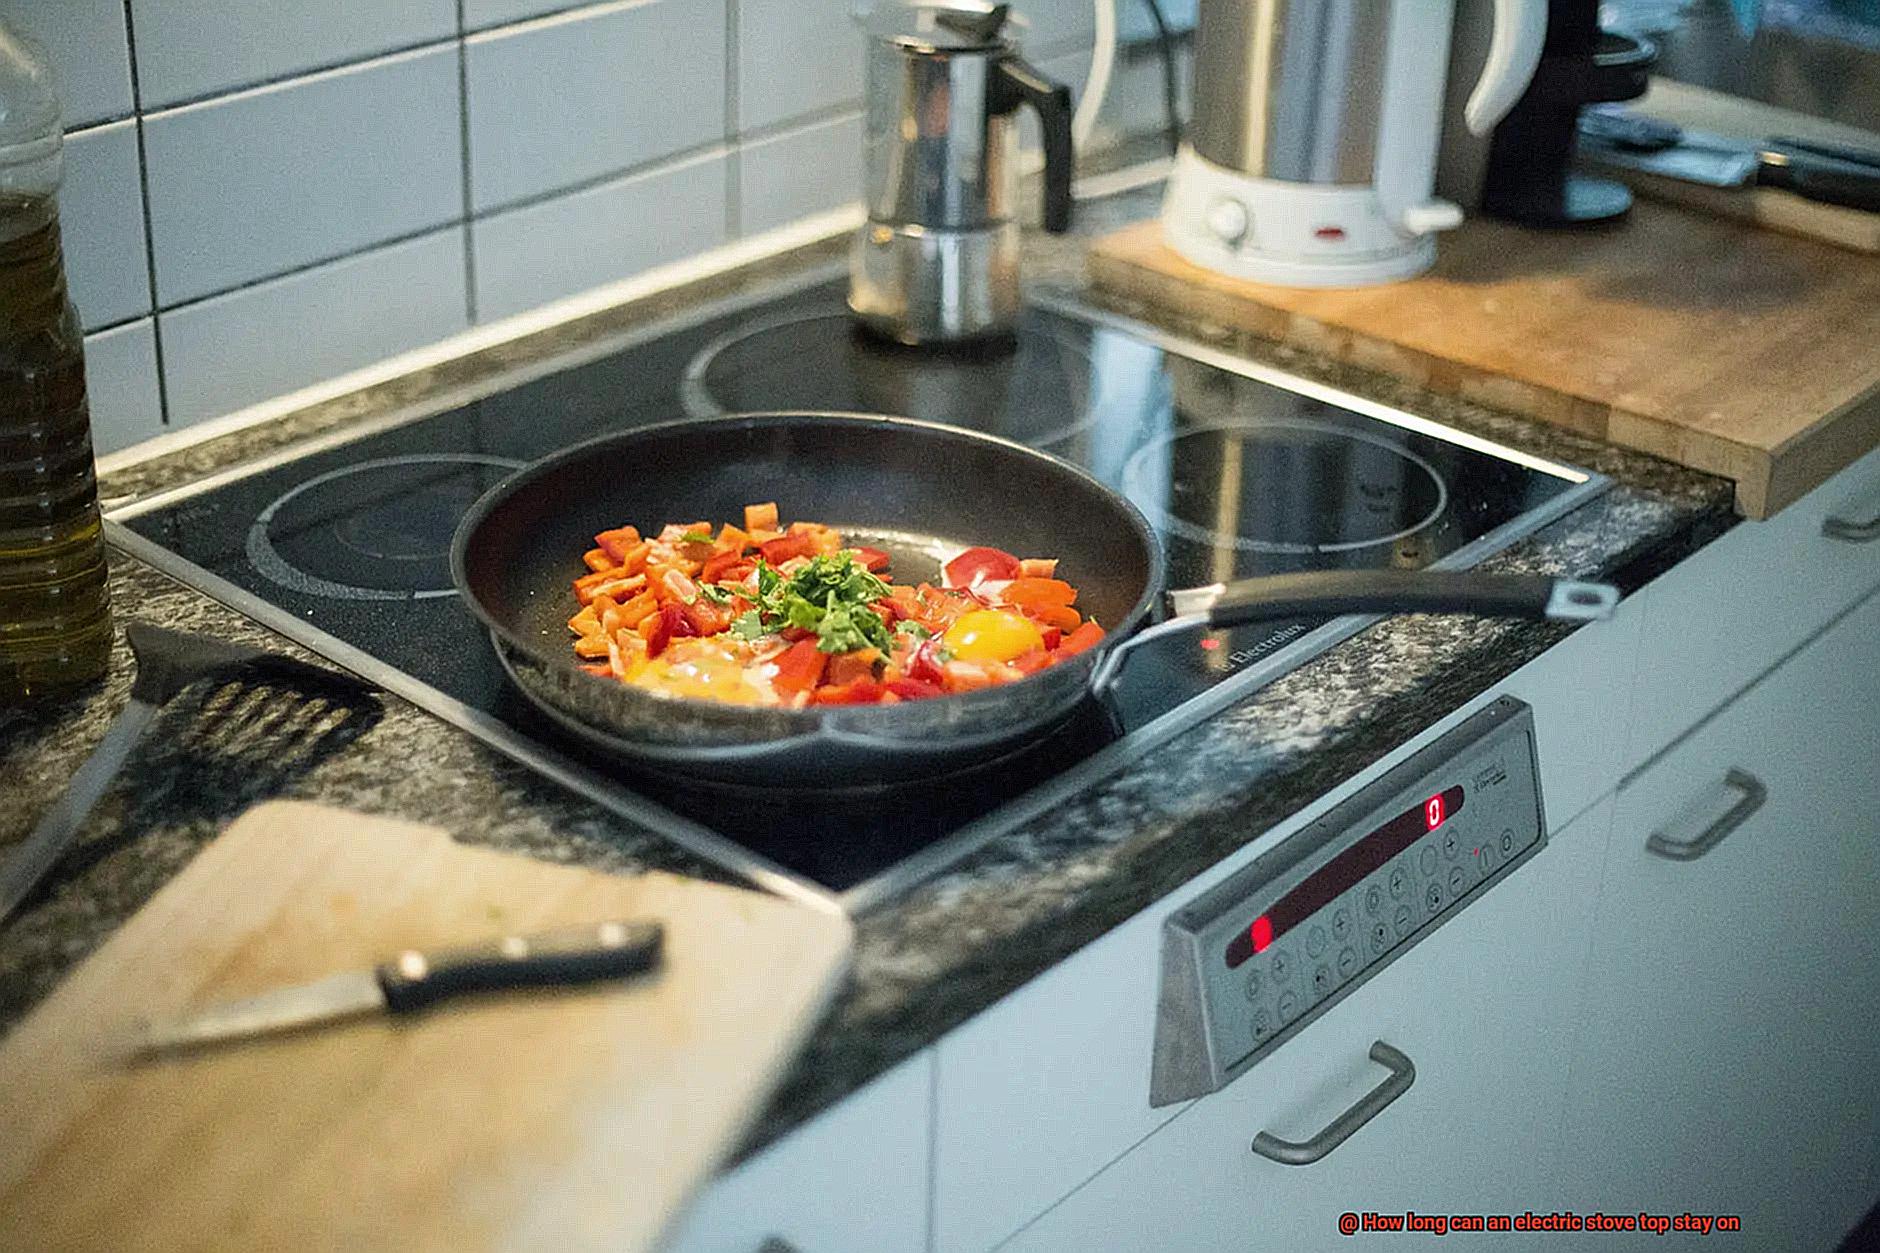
(451, 412, 1616, 785)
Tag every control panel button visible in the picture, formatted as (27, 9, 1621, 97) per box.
(1419, 846, 1438, 876)
(1449, 866, 1468, 896)
(1270, 950, 1292, 983)
(1277, 991, 1298, 1020)
(1306, 926, 1328, 958)
(1369, 921, 1389, 955)
(1389, 866, 1408, 899)
(1393, 903, 1414, 938)
(1364, 884, 1384, 916)
(1442, 829, 1460, 859)
(1332, 907, 1353, 941)
(1337, 945, 1359, 977)
(1312, 965, 1333, 996)
(1500, 828, 1516, 856)
(1251, 1007, 1271, 1040)
(1425, 881, 1443, 912)
(1244, 970, 1262, 1001)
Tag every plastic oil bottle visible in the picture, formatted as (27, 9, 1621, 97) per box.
(0, 20, 110, 702)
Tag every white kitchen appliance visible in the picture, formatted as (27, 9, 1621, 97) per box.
(1163, 0, 1548, 286)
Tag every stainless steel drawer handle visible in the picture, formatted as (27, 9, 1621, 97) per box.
(1645, 767, 1768, 861)
(1822, 493, 1880, 543)
(1250, 1040, 1415, 1166)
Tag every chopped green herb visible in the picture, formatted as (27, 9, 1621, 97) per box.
(895, 621, 932, 639)
(679, 530, 713, 544)
(697, 583, 734, 605)
(727, 551, 895, 655)
(727, 610, 767, 640)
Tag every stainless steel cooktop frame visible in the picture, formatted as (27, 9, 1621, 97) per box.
(105, 264, 1610, 915)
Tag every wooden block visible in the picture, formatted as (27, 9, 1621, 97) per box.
(0, 802, 852, 1253)
(1089, 204, 1880, 517)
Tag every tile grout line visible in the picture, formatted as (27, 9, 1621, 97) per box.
(117, 0, 170, 430)
(455, 1, 478, 325)
(723, 0, 742, 242)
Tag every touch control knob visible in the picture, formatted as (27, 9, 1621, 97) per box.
(1206, 198, 1250, 245)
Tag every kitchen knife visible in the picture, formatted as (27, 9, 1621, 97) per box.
(1579, 114, 1880, 214)
(131, 919, 664, 1056)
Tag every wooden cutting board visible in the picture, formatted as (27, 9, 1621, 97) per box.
(0, 802, 852, 1253)
(1090, 201, 1880, 518)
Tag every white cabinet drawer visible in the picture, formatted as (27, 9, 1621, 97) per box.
(932, 613, 1639, 1253)
(1626, 442, 1880, 768)
(1560, 586, 1880, 1252)
(1002, 799, 1612, 1253)
(663, 1052, 931, 1253)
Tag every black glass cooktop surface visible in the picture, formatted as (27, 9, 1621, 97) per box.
(111, 272, 1604, 901)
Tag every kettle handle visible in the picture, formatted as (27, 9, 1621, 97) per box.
(992, 57, 1074, 233)
(1462, 0, 1547, 135)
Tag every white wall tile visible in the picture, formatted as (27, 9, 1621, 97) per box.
(160, 228, 469, 426)
(0, 0, 134, 128)
(143, 46, 462, 307)
(83, 320, 164, 454)
(737, 111, 860, 235)
(465, 0, 725, 213)
(61, 121, 151, 331)
(464, 0, 597, 30)
(737, 0, 863, 131)
(129, 0, 457, 110)
(472, 149, 726, 321)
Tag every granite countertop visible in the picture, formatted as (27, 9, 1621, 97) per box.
(0, 174, 1736, 1151)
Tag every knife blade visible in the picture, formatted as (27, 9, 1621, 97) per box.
(1579, 119, 1880, 214)
(132, 919, 664, 1057)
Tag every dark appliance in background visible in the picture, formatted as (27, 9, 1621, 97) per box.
(1477, 0, 1658, 224)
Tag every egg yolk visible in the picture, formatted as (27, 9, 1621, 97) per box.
(943, 609, 1044, 664)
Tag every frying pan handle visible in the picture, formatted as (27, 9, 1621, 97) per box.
(1090, 572, 1618, 694)
(1182, 570, 1617, 628)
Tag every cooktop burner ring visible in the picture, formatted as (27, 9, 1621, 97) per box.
(247, 453, 525, 601)
(679, 304, 1099, 450)
(1123, 420, 1450, 555)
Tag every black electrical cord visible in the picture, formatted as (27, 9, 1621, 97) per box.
(1137, 0, 1182, 154)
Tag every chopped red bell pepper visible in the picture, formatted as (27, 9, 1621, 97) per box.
(811, 677, 887, 705)
(1056, 621, 1105, 657)
(1039, 626, 1063, 651)
(1002, 576, 1077, 608)
(885, 677, 944, 700)
(905, 637, 946, 685)
(680, 596, 730, 637)
(758, 532, 818, 564)
(854, 546, 891, 573)
(645, 603, 694, 658)
(594, 526, 642, 563)
(770, 638, 827, 699)
(943, 545, 1021, 588)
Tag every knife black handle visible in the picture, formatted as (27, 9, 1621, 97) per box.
(375, 920, 664, 1013)
(1759, 151, 1880, 213)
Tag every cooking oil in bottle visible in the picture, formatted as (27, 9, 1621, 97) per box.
(0, 22, 110, 701)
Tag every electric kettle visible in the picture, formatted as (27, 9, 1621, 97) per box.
(848, 1, 1074, 345)
(1162, 0, 1547, 287)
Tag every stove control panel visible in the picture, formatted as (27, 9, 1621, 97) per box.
(1149, 697, 1544, 1105)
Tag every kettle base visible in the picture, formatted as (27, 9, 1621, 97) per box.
(848, 220, 1020, 345)
(1160, 148, 1439, 289)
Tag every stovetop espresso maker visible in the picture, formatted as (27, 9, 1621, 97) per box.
(848, 1, 1074, 345)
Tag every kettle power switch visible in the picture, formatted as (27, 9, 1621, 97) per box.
(1205, 198, 1250, 245)
(1400, 200, 1465, 235)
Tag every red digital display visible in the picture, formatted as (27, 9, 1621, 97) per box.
(1225, 784, 1466, 969)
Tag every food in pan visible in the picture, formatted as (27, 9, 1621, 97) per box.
(566, 502, 1104, 706)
